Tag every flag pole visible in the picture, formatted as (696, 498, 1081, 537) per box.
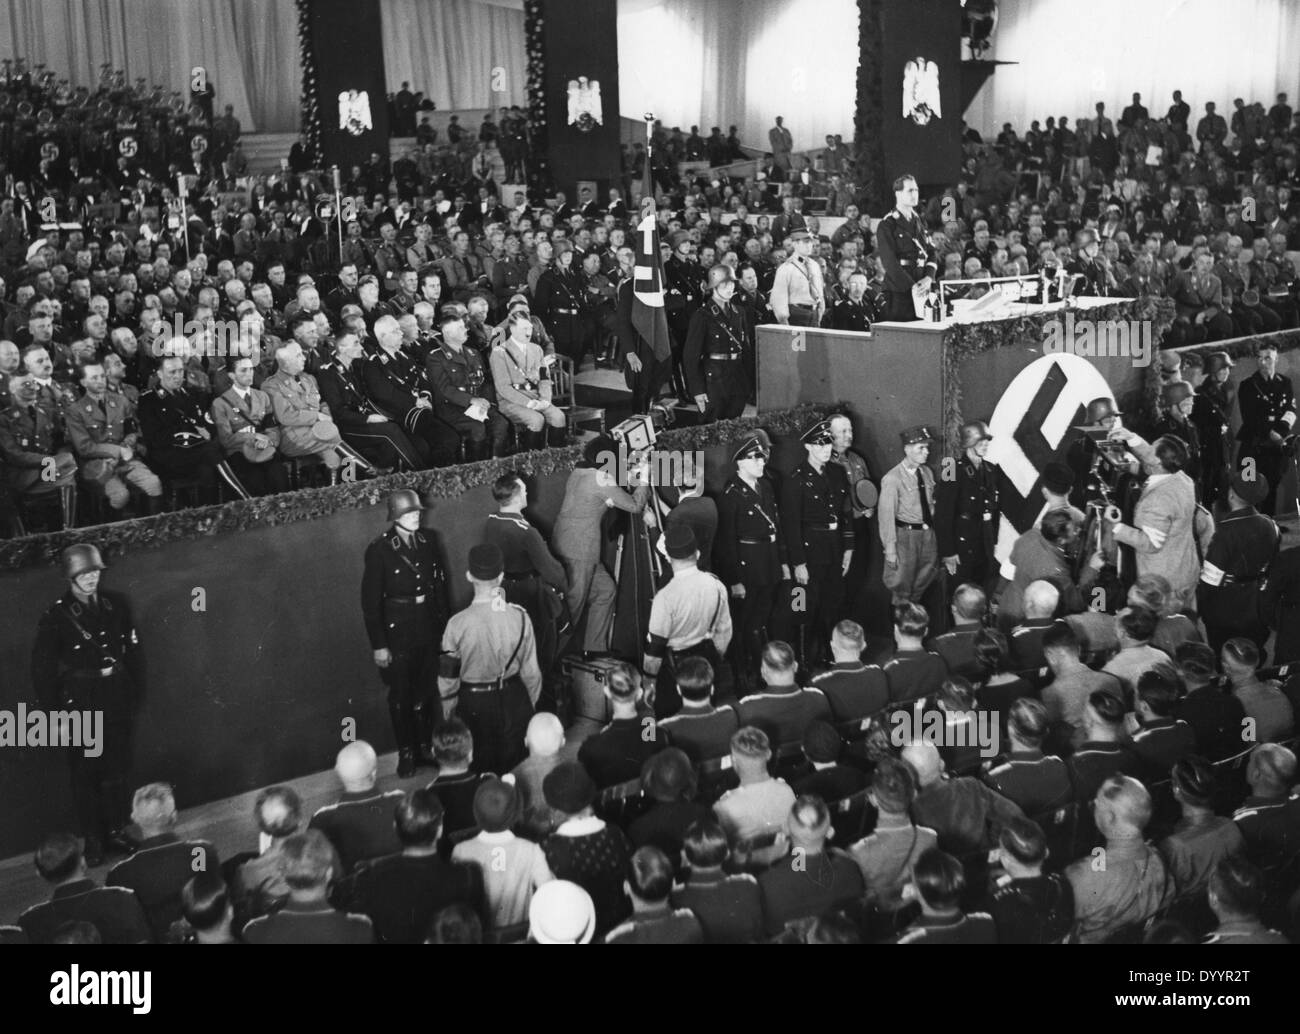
(642, 112, 655, 213)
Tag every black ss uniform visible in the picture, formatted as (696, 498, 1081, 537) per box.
(316, 356, 423, 472)
(716, 475, 784, 693)
(780, 461, 854, 666)
(935, 457, 1000, 593)
(683, 299, 750, 420)
(874, 209, 937, 322)
(136, 386, 224, 494)
(1196, 505, 1280, 657)
(31, 590, 141, 845)
(828, 296, 875, 332)
(1236, 370, 1297, 516)
(362, 349, 458, 467)
(361, 526, 450, 757)
(663, 255, 703, 397)
(1192, 383, 1232, 506)
(426, 344, 508, 460)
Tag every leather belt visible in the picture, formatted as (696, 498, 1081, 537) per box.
(1221, 572, 1265, 586)
(461, 679, 506, 692)
(552, 307, 577, 315)
(387, 594, 427, 604)
(707, 353, 740, 361)
(739, 536, 777, 545)
(804, 521, 838, 531)
(790, 303, 813, 311)
(896, 521, 931, 531)
(67, 665, 119, 679)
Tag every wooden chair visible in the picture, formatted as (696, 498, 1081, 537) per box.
(549, 354, 605, 435)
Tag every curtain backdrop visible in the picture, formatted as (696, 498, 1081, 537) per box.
(0, 0, 301, 133)
(379, 0, 526, 109)
(965, 0, 1300, 139)
(617, 0, 859, 152)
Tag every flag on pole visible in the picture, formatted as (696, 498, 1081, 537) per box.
(632, 132, 672, 360)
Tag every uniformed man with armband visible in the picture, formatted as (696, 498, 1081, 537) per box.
(879, 426, 940, 606)
(1197, 473, 1281, 656)
(935, 420, 999, 595)
(361, 489, 450, 778)
(438, 543, 542, 775)
(874, 174, 938, 322)
(716, 431, 786, 695)
(684, 265, 751, 420)
(31, 545, 142, 867)
(781, 419, 854, 667)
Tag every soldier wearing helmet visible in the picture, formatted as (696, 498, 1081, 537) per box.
(935, 419, 1000, 594)
(683, 264, 751, 420)
(31, 544, 142, 867)
(361, 489, 450, 778)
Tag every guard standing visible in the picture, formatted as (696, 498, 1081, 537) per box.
(31, 545, 141, 867)
(935, 420, 1000, 594)
(879, 426, 940, 605)
(716, 432, 786, 694)
(829, 413, 877, 612)
(361, 489, 450, 778)
(781, 419, 855, 667)
(1235, 341, 1296, 516)
(1191, 351, 1234, 506)
(1197, 473, 1280, 657)
(663, 231, 704, 401)
(874, 174, 939, 322)
(684, 265, 751, 420)
(437, 543, 542, 775)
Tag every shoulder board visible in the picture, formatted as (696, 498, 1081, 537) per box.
(896, 928, 926, 944)
(987, 763, 1012, 777)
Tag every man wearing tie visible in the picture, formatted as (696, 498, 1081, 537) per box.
(770, 229, 824, 328)
(878, 426, 940, 606)
(875, 174, 938, 323)
(210, 355, 290, 497)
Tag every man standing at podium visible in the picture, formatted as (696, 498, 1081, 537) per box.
(875, 174, 938, 323)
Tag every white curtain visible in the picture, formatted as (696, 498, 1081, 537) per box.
(379, 0, 526, 109)
(966, 0, 1300, 138)
(617, 0, 859, 151)
(0, 0, 302, 133)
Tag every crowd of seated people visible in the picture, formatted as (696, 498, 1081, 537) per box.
(8, 589, 1296, 944)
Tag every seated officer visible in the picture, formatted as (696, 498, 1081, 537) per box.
(1232, 744, 1300, 870)
(985, 818, 1075, 945)
(926, 583, 988, 678)
(736, 640, 832, 748)
(896, 848, 997, 944)
(1008, 580, 1062, 672)
(791, 721, 868, 803)
(811, 619, 890, 723)
(656, 657, 739, 763)
(1069, 691, 1142, 805)
(1203, 856, 1290, 944)
(712, 726, 796, 846)
(1128, 668, 1196, 782)
(983, 699, 1072, 816)
(758, 795, 865, 938)
(884, 603, 948, 704)
(307, 741, 405, 874)
(19, 832, 152, 944)
(427, 312, 508, 461)
(489, 310, 566, 452)
(578, 662, 665, 789)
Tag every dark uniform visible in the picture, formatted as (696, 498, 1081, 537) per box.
(935, 456, 1000, 593)
(663, 245, 704, 398)
(534, 267, 588, 361)
(716, 439, 783, 693)
(1197, 492, 1280, 657)
(827, 295, 875, 332)
(360, 495, 450, 769)
(983, 750, 1073, 815)
(683, 296, 751, 420)
(426, 342, 508, 460)
(781, 422, 855, 667)
(362, 348, 458, 467)
(1192, 374, 1233, 505)
(874, 208, 938, 322)
(987, 873, 1074, 944)
(18, 879, 153, 945)
(481, 510, 568, 695)
(31, 550, 140, 852)
(810, 661, 890, 722)
(317, 355, 423, 472)
(830, 443, 876, 614)
(136, 385, 224, 495)
(438, 543, 542, 774)
(1236, 367, 1297, 516)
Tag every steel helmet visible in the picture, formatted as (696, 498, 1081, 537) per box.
(61, 543, 105, 581)
(387, 489, 424, 521)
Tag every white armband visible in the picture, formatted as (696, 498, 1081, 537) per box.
(1141, 525, 1168, 549)
(1200, 560, 1225, 587)
(1283, 410, 1296, 428)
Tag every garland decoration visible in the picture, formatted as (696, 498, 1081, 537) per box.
(0, 405, 835, 571)
(295, 0, 323, 167)
(523, 0, 551, 197)
(852, 0, 887, 214)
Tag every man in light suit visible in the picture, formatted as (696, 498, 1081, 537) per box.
(210, 355, 289, 498)
(262, 341, 374, 484)
(1105, 431, 1208, 614)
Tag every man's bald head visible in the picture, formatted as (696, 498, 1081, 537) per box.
(902, 741, 944, 788)
(1247, 743, 1296, 795)
(786, 795, 832, 849)
(525, 712, 564, 757)
(1093, 775, 1152, 836)
(1023, 580, 1061, 619)
(254, 785, 302, 839)
(335, 741, 378, 791)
